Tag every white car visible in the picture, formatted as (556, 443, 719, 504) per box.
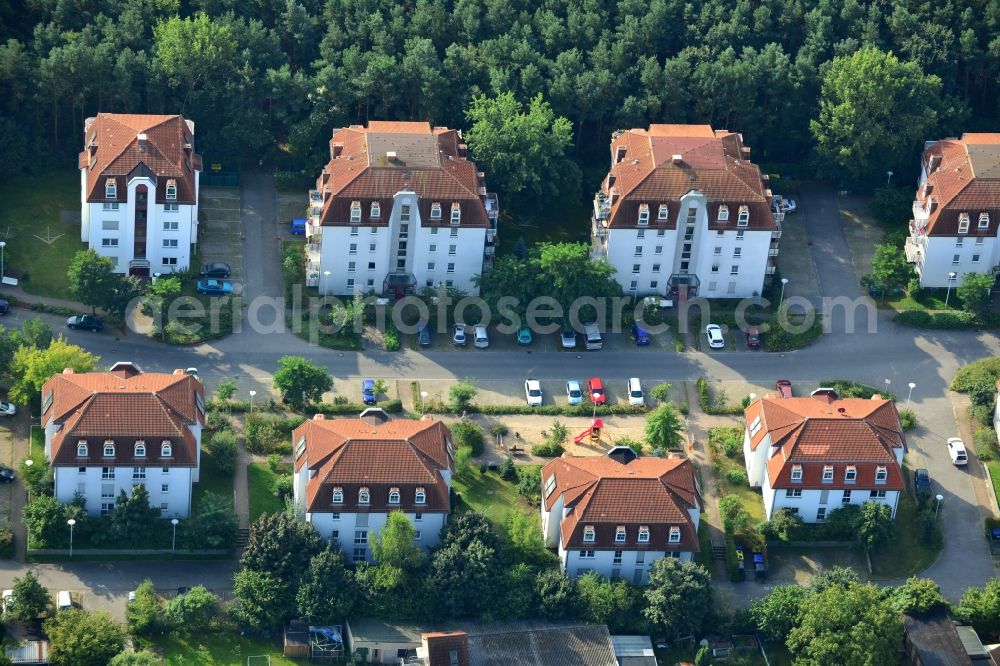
(452, 325, 467, 346)
(0, 402, 14, 417)
(627, 378, 645, 406)
(473, 325, 489, 349)
(525, 379, 543, 407)
(560, 329, 577, 349)
(128, 590, 136, 602)
(2, 589, 12, 612)
(781, 198, 797, 213)
(948, 437, 968, 466)
(706, 324, 725, 349)
(566, 380, 583, 406)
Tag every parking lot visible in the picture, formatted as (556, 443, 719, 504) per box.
(198, 187, 244, 284)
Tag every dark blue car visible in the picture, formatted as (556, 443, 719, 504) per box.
(362, 379, 377, 405)
(630, 323, 651, 346)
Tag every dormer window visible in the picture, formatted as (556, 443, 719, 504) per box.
(388, 487, 400, 504)
(544, 475, 557, 498)
(737, 205, 749, 227)
(332, 487, 343, 504)
(791, 464, 802, 482)
(959, 213, 970, 234)
(103, 441, 115, 457)
(822, 465, 834, 482)
(638, 526, 650, 543)
(415, 487, 426, 504)
(615, 526, 626, 543)
(160, 441, 172, 458)
(359, 487, 370, 504)
(638, 204, 650, 225)
(350, 201, 361, 224)
(875, 465, 888, 483)
(165, 181, 177, 200)
(583, 526, 595, 543)
(845, 465, 857, 482)
(749, 415, 762, 437)
(668, 526, 681, 544)
(431, 202, 442, 220)
(370, 202, 380, 218)
(134, 442, 146, 458)
(658, 204, 668, 220)
(979, 212, 990, 229)
(295, 436, 306, 459)
(718, 205, 730, 222)
(105, 179, 117, 199)
(77, 441, 88, 457)
(450, 203, 461, 225)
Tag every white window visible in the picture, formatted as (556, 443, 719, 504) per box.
(414, 512, 422, 521)
(579, 549, 595, 559)
(652, 263, 661, 273)
(163, 239, 178, 248)
(350, 225, 359, 236)
(370, 226, 377, 234)
(658, 204, 668, 220)
(133, 467, 145, 479)
(712, 265, 720, 274)
(629, 280, 638, 291)
(164, 203, 178, 212)
(430, 226, 437, 235)
(348, 262, 356, 272)
(367, 278, 375, 287)
(354, 530, 368, 545)
(845, 466, 857, 482)
(446, 263, 455, 273)
(749, 415, 762, 436)
(77, 442, 88, 457)
(134, 442, 146, 458)
(730, 265, 739, 275)
(349, 243, 357, 255)
(737, 205, 749, 226)
(654, 245, 663, 255)
(162, 468, 169, 474)
(346, 278, 355, 289)
(786, 489, 802, 498)
(980, 212, 990, 228)
(369, 243, 376, 253)
(102, 220, 119, 231)
(736, 230, 745, 240)
(450, 227, 458, 237)
(638, 205, 649, 225)
(160, 503, 169, 514)
(638, 526, 650, 543)
(816, 507, 827, 522)
(708, 281, 717, 291)
(427, 262, 435, 271)
(450, 203, 461, 224)
(632, 264, 640, 273)
(370, 202, 381, 218)
(102, 467, 114, 480)
(973, 254, 982, 263)
(105, 180, 117, 199)
(733, 247, 742, 257)
(388, 487, 400, 504)
(448, 244, 456, 255)
(668, 526, 681, 543)
(332, 487, 343, 503)
(842, 490, 852, 504)
(162, 257, 177, 266)
(160, 442, 172, 457)
(431, 202, 442, 219)
(637, 229, 645, 239)
(163, 220, 179, 231)
(161, 483, 169, 493)
(718, 205, 729, 221)
(870, 489, 887, 499)
(359, 487, 370, 504)
(714, 246, 722, 255)
(634, 246, 642, 257)
(583, 526, 595, 543)
(615, 527, 626, 543)
(953, 254, 961, 265)
(657, 229, 665, 236)
(822, 465, 834, 481)
(959, 213, 970, 233)
(429, 244, 437, 252)
(544, 475, 557, 498)
(400, 204, 411, 222)
(102, 202, 119, 211)
(650, 280, 658, 289)
(165, 182, 177, 200)
(956, 238, 965, 247)
(78, 467, 85, 474)
(101, 502, 114, 516)
(350, 201, 361, 223)
(791, 464, 802, 482)
(415, 487, 426, 504)
(101, 238, 119, 247)
(875, 465, 887, 482)
(788, 507, 800, 516)
(414, 531, 421, 540)
(103, 442, 115, 457)
(102, 484, 115, 499)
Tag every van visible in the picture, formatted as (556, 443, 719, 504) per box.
(584, 323, 603, 350)
(56, 591, 72, 611)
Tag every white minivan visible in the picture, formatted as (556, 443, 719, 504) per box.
(584, 322, 603, 350)
(473, 325, 489, 348)
(947, 437, 968, 466)
(56, 590, 72, 611)
(627, 378, 645, 406)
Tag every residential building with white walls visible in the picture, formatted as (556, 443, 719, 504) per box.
(79, 114, 202, 276)
(592, 124, 781, 299)
(305, 121, 499, 295)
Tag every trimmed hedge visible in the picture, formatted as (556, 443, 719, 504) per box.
(895, 309, 982, 329)
(818, 380, 896, 401)
(762, 316, 824, 352)
(419, 402, 646, 417)
(307, 399, 403, 415)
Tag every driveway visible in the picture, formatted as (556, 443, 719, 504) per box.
(240, 173, 283, 302)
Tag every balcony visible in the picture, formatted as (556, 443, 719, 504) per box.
(765, 259, 777, 275)
(904, 237, 925, 264)
(768, 248, 779, 257)
(909, 219, 927, 237)
(484, 192, 499, 224)
(593, 192, 611, 222)
(912, 200, 930, 222)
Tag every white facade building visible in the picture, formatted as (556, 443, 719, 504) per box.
(79, 114, 202, 276)
(906, 133, 1000, 288)
(592, 124, 781, 299)
(541, 448, 701, 584)
(41, 362, 205, 518)
(306, 122, 498, 296)
(743, 390, 906, 523)
(292, 414, 454, 563)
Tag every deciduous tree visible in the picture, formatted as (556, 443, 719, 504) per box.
(125, 580, 162, 637)
(9, 338, 98, 405)
(232, 569, 293, 630)
(272, 356, 332, 409)
(955, 578, 1000, 642)
(643, 558, 712, 640)
(296, 545, 356, 624)
(644, 404, 684, 451)
(6, 572, 50, 623)
(750, 585, 808, 642)
(865, 244, 914, 297)
(956, 272, 994, 319)
(44, 609, 126, 666)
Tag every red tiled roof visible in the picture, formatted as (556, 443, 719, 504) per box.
(914, 133, 1000, 237)
(42, 367, 205, 468)
(599, 124, 776, 230)
(294, 416, 454, 513)
(422, 632, 470, 666)
(315, 122, 490, 229)
(79, 114, 201, 205)
(745, 394, 906, 490)
(542, 454, 700, 551)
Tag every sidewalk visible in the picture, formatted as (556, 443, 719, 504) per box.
(0, 284, 89, 313)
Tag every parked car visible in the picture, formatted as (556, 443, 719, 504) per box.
(473, 325, 489, 348)
(774, 379, 793, 398)
(560, 329, 577, 349)
(290, 217, 306, 235)
(630, 323, 651, 346)
(746, 325, 761, 348)
(914, 468, 931, 495)
(0, 401, 15, 417)
(627, 378, 644, 406)
(781, 198, 797, 213)
(199, 262, 231, 278)
(57, 591, 72, 611)
(66, 314, 104, 332)
(706, 324, 725, 349)
(0, 467, 15, 484)
(524, 379, 543, 407)
(417, 325, 432, 347)
(128, 591, 137, 602)
(196, 279, 234, 295)
(2, 590, 12, 612)
(566, 380, 583, 406)
(588, 377, 606, 405)
(948, 437, 968, 466)
(516, 327, 533, 345)
(452, 325, 467, 346)
(362, 379, 377, 405)
(0, 299, 9, 315)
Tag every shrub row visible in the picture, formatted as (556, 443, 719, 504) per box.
(307, 399, 403, 415)
(895, 309, 983, 329)
(818, 380, 897, 401)
(420, 402, 646, 417)
(697, 378, 744, 415)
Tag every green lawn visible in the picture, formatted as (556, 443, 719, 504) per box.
(887, 288, 962, 313)
(28, 426, 45, 460)
(988, 461, 1000, 508)
(156, 633, 307, 665)
(0, 173, 86, 300)
(248, 462, 291, 522)
(708, 428, 765, 524)
(451, 469, 535, 535)
(694, 515, 714, 570)
(869, 482, 942, 578)
(192, 448, 235, 511)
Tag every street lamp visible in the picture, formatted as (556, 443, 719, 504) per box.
(322, 271, 331, 306)
(884, 378, 891, 396)
(249, 390, 256, 414)
(420, 391, 429, 411)
(945, 272, 957, 307)
(935, 493, 944, 517)
(0, 240, 6, 282)
(67, 519, 76, 557)
(779, 277, 789, 308)
(171, 518, 179, 554)
(887, 170, 894, 185)
(907, 382, 916, 406)
(23, 459, 32, 504)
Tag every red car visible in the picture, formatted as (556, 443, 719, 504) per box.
(588, 377, 606, 405)
(775, 379, 793, 398)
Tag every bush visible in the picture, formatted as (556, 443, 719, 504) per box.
(953, 357, 1000, 394)
(708, 427, 744, 459)
(762, 315, 823, 352)
(207, 430, 238, 476)
(818, 379, 895, 400)
(451, 422, 485, 456)
(449, 381, 478, 413)
(898, 408, 916, 431)
(515, 466, 542, 501)
(974, 428, 998, 461)
(216, 380, 237, 401)
(498, 457, 517, 482)
(696, 378, 744, 415)
(267, 453, 282, 473)
(971, 403, 995, 428)
(383, 323, 401, 351)
(0, 526, 14, 559)
(274, 476, 294, 502)
(531, 441, 565, 457)
(758, 509, 804, 542)
(490, 423, 509, 437)
(895, 309, 980, 329)
(615, 436, 643, 455)
(726, 469, 748, 485)
(244, 418, 283, 454)
(206, 410, 231, 431)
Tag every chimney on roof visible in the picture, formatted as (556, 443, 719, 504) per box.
(672, 154, 683, 165)
(458, 143, 468, 158)
(741, 146, 751, 157)
(62, 368, 75, 375)
(386, 151, 397, 162)
(837, 407, 847, 415)
(313, 414, 325, 420)
(137, 132, 148, 146)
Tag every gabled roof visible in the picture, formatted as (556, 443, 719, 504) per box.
(915, 133, 1000, 237)
(466, 624, 617, 666)
(600, 124, 776, 230)
(315, 121, 490, 228)
(79, 113, 201, 204)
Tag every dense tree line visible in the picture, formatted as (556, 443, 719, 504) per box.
(1, 0, 998, 193)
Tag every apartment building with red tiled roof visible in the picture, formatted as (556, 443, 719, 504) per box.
(742, 389, 907, 523)
(79, 114, 202, 277)
(905, 133, 1000, 288)
(540, 447, 701, 584)
(41, 362, 206, 518)
(592, 124, 782, 300)
(292, 414, 455, 563)
(304, 121, 499, 296)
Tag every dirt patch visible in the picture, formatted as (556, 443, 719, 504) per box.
(767, 545, 869, 585)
